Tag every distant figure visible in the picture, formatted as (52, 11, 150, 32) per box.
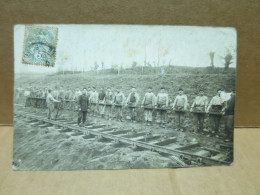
(190, 89, 208, 133)
(172, 88, 188, 131)
(104, 87, 114, 120)
(98, 87, 106, 118)
(206, 89, 226, 137)
(15, 87, 23, 104)
(89, 87, 99, 116)
(24, 87, 31, 107)
(126, 87, 140, 122)
(78, 88, 90, 126)
(113, 88, 125, 121)
(46, 89, 60, 120)
(156, 87, 169, 127)
(141, 87, 156, 126)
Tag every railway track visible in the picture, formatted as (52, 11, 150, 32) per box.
(14, 110, 233, 167)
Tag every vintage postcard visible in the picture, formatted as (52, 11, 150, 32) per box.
(13, 24, 236, 170)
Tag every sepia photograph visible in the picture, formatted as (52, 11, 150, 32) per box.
(13, 24, 236, 170)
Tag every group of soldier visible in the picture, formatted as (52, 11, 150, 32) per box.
(15, 85, 235, 140)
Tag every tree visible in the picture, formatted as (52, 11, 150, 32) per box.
(209, 52, 215, 67)
(147, 62, 152, 67)
(132, 61, 137, 68)
(224, 52, 233, 70)
(94, 61, 99, 74)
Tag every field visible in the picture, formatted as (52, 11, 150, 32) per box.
(15, 66, 236, 103)
(13, 66, 236, 170)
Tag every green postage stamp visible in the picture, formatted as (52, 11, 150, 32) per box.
(22, 25, 58, 67)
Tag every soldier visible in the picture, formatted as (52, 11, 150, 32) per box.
(37, 88, 45, 108)
(126, 87, 140, 122)
(30, 86, 38, 107)
(15, 87, 23, 104)
(156, 87, 169, 127)
(172, 88, 188, 131)
(87, 87, 92, 96)
(65, 87, 74, 110)
(73, 88, 82, 102)
(141, 87, 156, 126)
(24, 87, 31, 107)
(89, 87, 99, 116)
(78, 88, 90, 126)
(113, 88, 125, 121)
(52, 86, 59, 99)
(35, 87, 43, 108)
(223, 91, 235, 142)
(52, 86, 59, 110)
(98, 87, 106, 118)
(46, 89, 60, 120)
(104, 87, 114, 120)
(42, 87, 48, 109)
(206, 89, 226, 137)
(190, 89, 208, 134)
(58, 86, 66, 100)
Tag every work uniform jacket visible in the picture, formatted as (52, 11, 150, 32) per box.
(156, 93, 169, 107)
(207, 95, 224, 112)
(99, 91, 106, 101)
(172, 94, 188, 110)
(90, 91, 99, 104)
(114, 92, 125, 105)
(191, 95, 208, 112)
(225, 94, 235, 116)
(126, 92, 140, 106)
(46, 93, 58, 108)
(78, 93, 89, 112)
(142, 92, 156, 107)
(73, 91, 82, 102)
(105, 91, 114, 105)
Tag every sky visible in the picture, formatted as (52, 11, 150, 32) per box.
(14, 24, 237, 73)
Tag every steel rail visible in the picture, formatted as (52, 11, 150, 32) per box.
(14, 111, 231, 166)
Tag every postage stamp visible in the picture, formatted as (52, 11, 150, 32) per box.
(22, 25, 58, 67)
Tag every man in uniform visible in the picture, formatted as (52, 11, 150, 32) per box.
(104, 87, 114, 120)
(52, 86, 59, 99)
(190, 89, 208, 134)
(98, 87, 106, 118)
(156, 87, 169, 127)
(126, 87, 140, 122)
(24, 87, 31, 107)
(78, 88, 90, 126)
(73, 88, 82, 102)
(46, 89, 60, 120)
(30, 86, 37, 107)
(113, 88, 125, 121)
(15, 86, 23, 104)
(42, 87, 48, 109)
(64, 87, 74, 110)
(223, 91, 235, 142)
(172, 88, 188, 131)
(141, 87, 156, 126)
(87, 87, 92, 96)
(206, 89, 225, 137)
(89, 87, 99, 116)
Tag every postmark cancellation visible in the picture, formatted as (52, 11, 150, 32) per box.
(22, 25, 58, 67)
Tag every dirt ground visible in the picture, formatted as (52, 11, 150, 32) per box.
(13, 106, 232, 170)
